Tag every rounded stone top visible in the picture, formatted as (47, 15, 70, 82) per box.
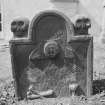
(28, 10, 74, 42)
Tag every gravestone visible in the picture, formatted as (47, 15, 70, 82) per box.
(10, 10, 93, 100)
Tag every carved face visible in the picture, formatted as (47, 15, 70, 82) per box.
(73, 15, 91, 35)
(11, 18, 29, 33)
(44, 40, 59, 58)
(75, 17, 91, 29)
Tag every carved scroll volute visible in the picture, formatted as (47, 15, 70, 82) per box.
(11, 18, 29, 38)
(73, 15, 91, 35)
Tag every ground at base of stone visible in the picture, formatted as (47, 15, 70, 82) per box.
(18, 97, 105, 105)
(1, 80, 105, 105)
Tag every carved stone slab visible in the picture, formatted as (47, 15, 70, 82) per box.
(10, 11, 93, 100)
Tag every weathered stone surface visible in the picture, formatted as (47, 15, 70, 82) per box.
(10, 10, 93, 100)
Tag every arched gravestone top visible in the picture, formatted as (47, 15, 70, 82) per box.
(28, 10, 74, 43)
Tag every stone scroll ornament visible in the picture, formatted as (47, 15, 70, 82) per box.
(11, 18, 29, 38)
(25, 30, 85, 99)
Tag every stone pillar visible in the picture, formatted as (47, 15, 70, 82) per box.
(100, 0, 105, 43)
(0, 0, 4, 39)
(1, 0, 14, 40)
